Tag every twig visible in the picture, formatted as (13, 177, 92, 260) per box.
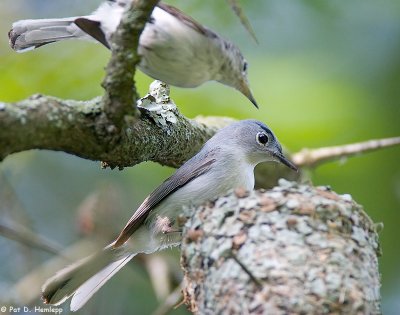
(229, 251, 263, 289)
(144, 254, 171, 301)
(1, 171, 62, 260)
(225, 0, 258, 43)
(0, 222, 62, 256)
(292, 136, 400, 168)
(151, 282, 184, 315)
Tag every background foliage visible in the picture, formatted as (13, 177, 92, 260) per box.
(0, 0, 399, 314)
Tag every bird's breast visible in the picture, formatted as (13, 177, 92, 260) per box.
(137, 7, 222, 87)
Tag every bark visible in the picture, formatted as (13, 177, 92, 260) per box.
(102, 0, 160, 127)
(0, 0, 302, 184)
(181, 180, 381, 315)
(0, 91, 226, 169)
(0, 83, 301, 187)
(0, 0, 225, 170)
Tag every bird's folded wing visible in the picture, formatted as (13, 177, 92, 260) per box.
(157, 3, 216, 38)
(114, 152, 217, 247)
(74, 18, 110, 49)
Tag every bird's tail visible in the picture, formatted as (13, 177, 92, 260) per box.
(42, 245, 135, 312)
(8, 17, 91, 52)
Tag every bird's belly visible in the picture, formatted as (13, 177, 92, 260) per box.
(137, 8, 216, 87)
(156, 167, 254, 220)
(137, 53, 208, 88)
(135, 166, 254, 253)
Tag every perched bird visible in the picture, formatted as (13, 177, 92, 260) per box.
(41, 119, 297, 311)
(9, 0, 258, 107)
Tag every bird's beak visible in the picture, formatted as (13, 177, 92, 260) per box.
(273, 152, 298, 172)
(239, 79, 259, 109)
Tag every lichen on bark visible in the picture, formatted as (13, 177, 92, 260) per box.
(181, 180, 381, 315)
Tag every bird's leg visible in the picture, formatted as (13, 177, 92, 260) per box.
(155, 216, 182, 234)
(161, 221, 182, 234)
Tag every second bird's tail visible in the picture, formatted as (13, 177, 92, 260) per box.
(9, 17, 92, 52)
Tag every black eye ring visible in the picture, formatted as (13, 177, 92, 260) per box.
(256, 132, 269, 145)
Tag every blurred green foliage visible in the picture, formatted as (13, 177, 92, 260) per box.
(0, 0, 399, 314)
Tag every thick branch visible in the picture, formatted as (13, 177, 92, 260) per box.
(2, 86, 398, 185)
(0, 92, 229, 169)
(181, 181, 381, 314)
(2, 0, 397, 183)
(102, 0, 159, 127)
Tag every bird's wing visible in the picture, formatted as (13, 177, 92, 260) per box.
(114, 152, 217, 247)
(157, 3, 217, 38)
(74, 18, 110, 49)
(75, 3, 216, 50)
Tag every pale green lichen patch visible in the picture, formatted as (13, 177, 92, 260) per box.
(68, 98, 103, 116)
(80, 99, 103, 115)
(6, 103, 28, 125)
(5, 96, 104, 130)
(24, 94, 46, 110)
(149, 80, 171, 103)
(46, 106, 61, 123)
(137, 82, 178, 134)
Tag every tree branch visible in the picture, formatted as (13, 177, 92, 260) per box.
(0, 90, 230, 169)
(0, 222, 62, 256)
(0, 0, 233, 171)
(1, 84, 398, 184)
(292, 137, 400, 168)
(151, 283, 184, 315)
(102, 0, 160, 128)
(181, 181, 381, 314)
(225, 0, 258, 43)
(2, 0, 397, 182)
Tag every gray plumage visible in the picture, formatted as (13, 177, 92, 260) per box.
(41, 119, 296, 311)
(9, 1, 258, 107)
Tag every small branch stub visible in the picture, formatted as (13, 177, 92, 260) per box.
(181, 180, 381, 314)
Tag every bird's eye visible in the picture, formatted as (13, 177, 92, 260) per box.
(256, 132, 269, 145)
(243, 61, 248, 72)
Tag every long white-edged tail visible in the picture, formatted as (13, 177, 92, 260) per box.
(8, 17, 95, 52)
(8, 1, 125, 52)
(42, 245, 135, 312)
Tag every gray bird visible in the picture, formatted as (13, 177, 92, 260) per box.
(41, 119, 297, 311)
(8, 0, 258, 107)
